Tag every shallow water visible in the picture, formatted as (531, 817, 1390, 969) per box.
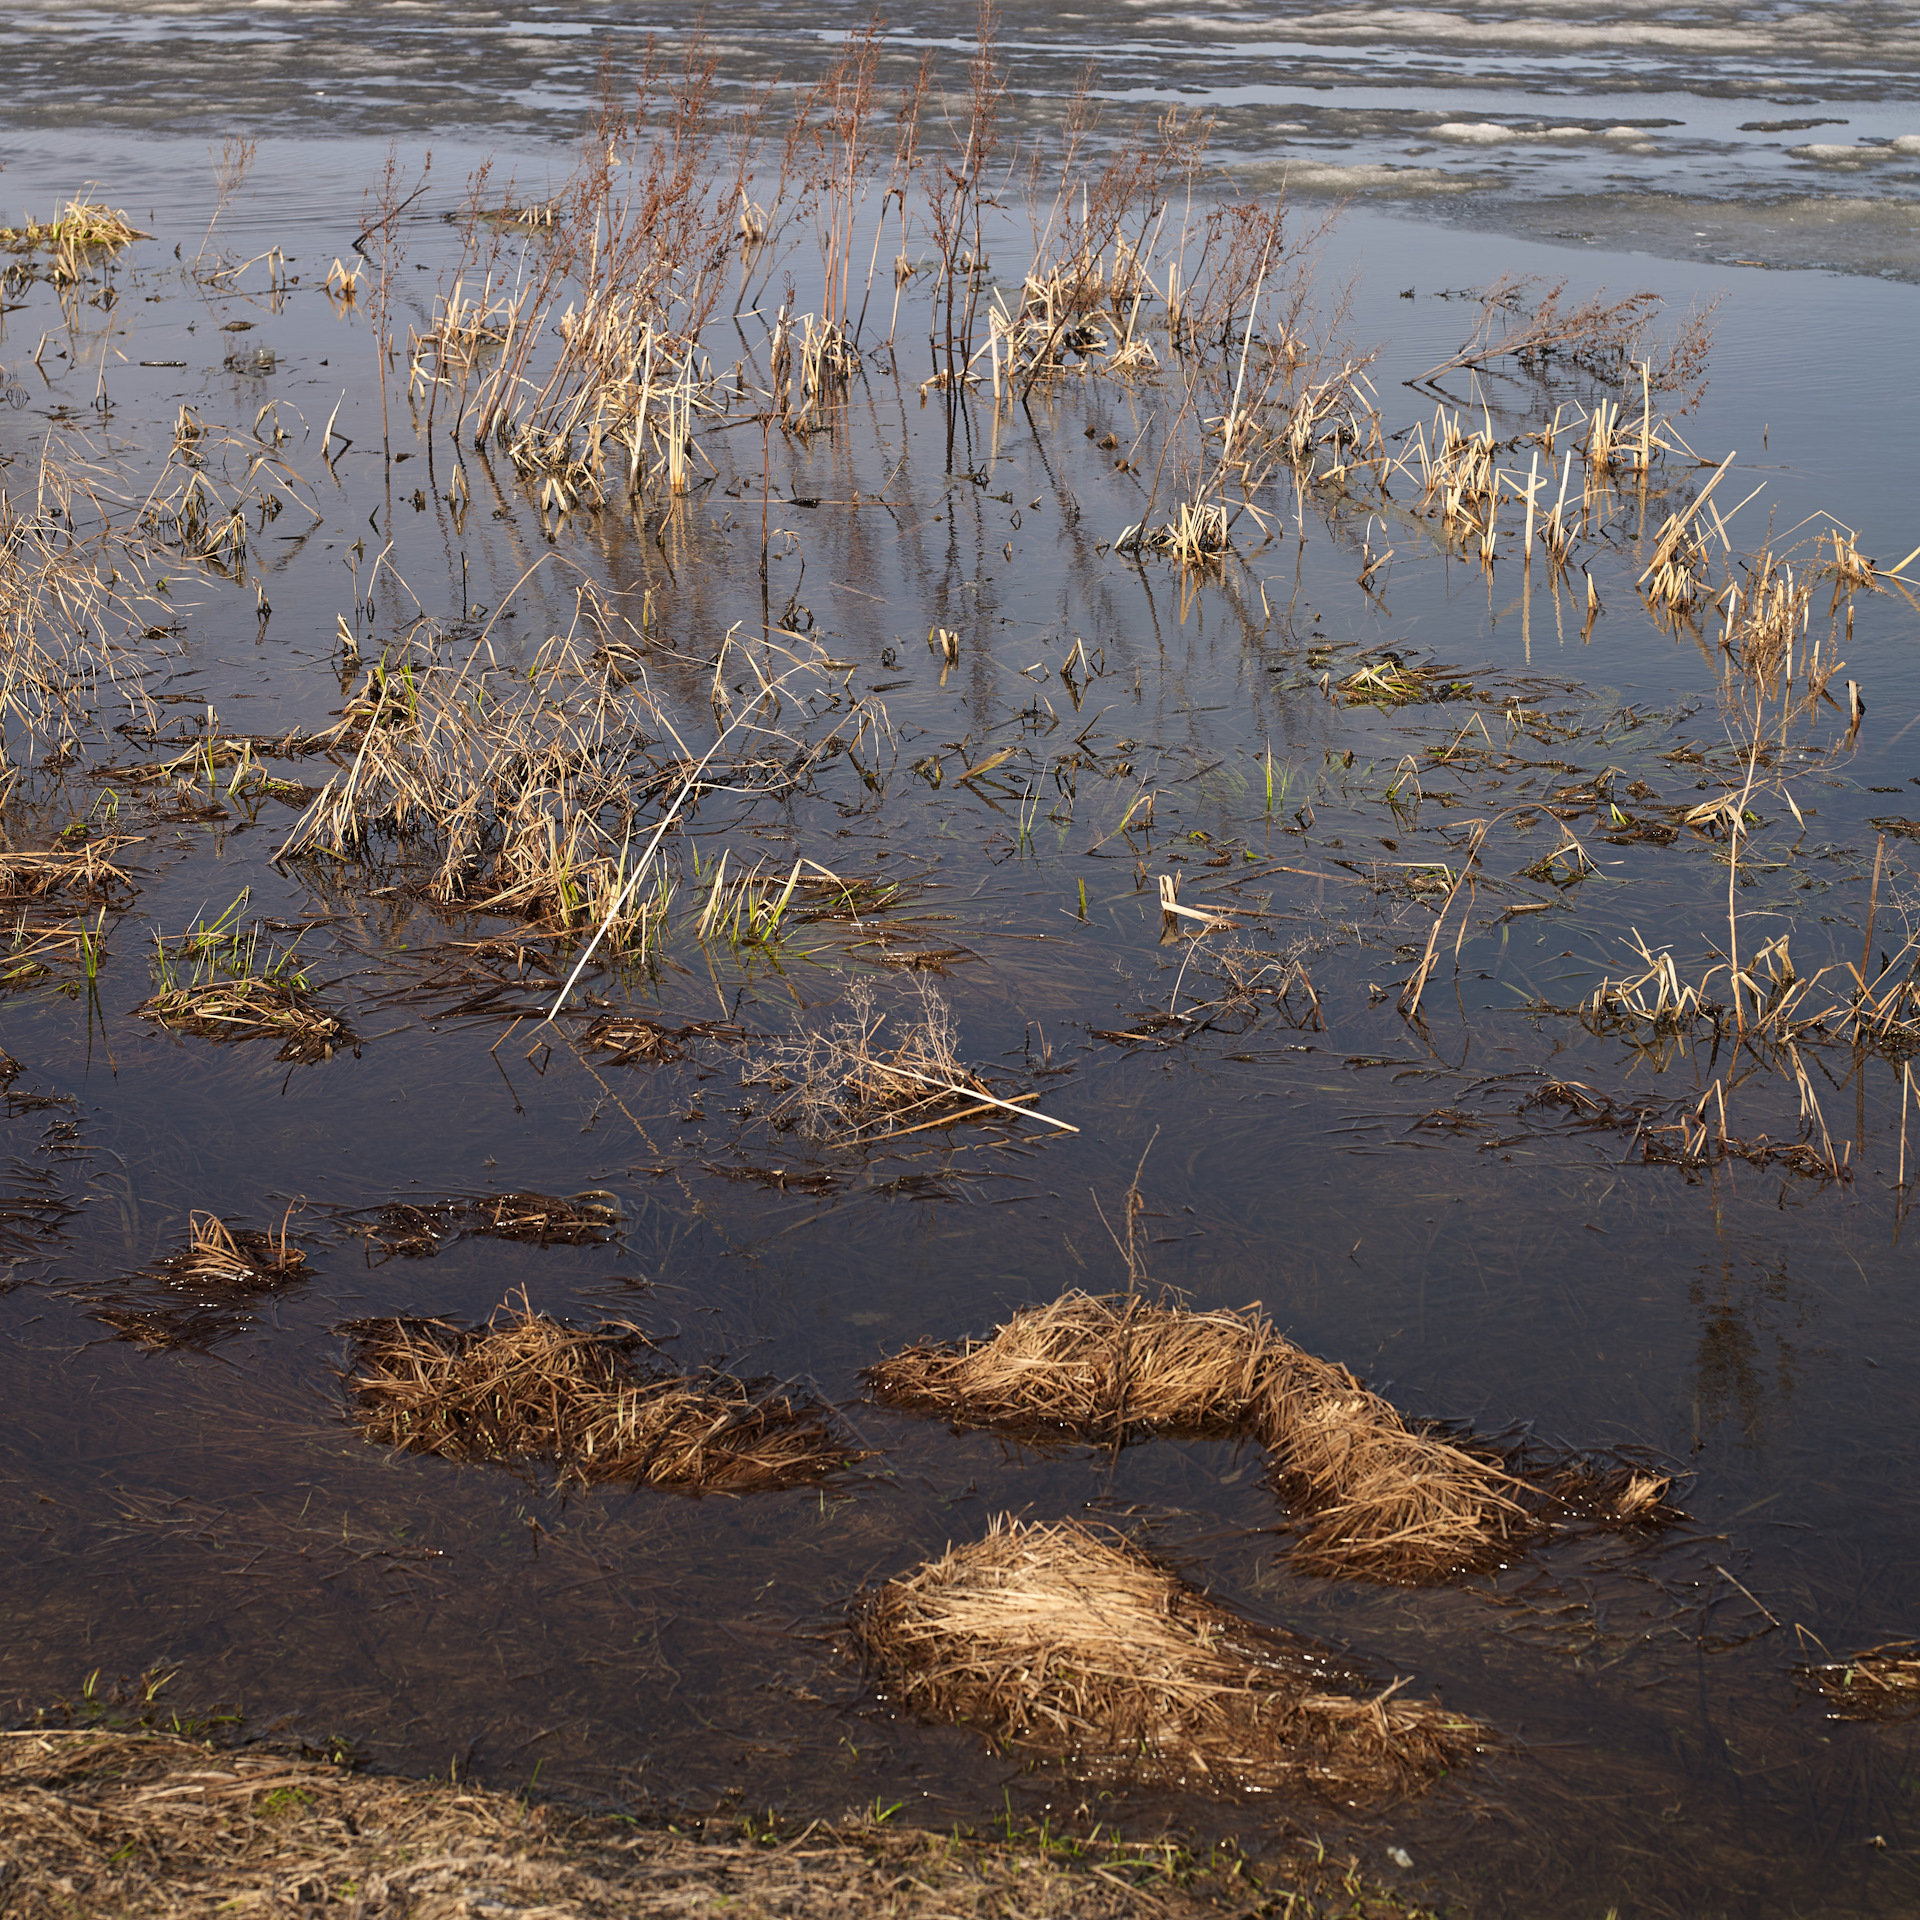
(3, 15, 1920, 1917)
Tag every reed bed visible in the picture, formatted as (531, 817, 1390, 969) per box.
(852, 1516, 1486, 1799)
(1796, 1642, 1920, 1721)
(276, 623, 888, 962)
(867, 1292, 1628, 1583)
(346, 1301, 859, 1492)
(0, 457, 162, 759)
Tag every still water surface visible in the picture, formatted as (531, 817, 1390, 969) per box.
(1, 8, 1918, 1916)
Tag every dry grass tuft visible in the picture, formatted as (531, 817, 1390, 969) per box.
(155, 1211, 308, 1292)
(866, 1293, 1538, 1583)
(750, 976, 1054, 1141)
(135, 973, 351, 1063)
(1796, 1642, 1920, 1721)
(346, 1300, 860, 1492)
(0, 196, 143, 255)
(852, 1516, 1486, 1800)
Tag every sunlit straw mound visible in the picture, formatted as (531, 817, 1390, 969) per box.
(346, 1304, 859, 1493)
(1796, 1642, 1920, 1723)
(852, 1517, 1486, 1801)
(864, 1290, 1277, 1443)
(865, 1291, 1531, 1582)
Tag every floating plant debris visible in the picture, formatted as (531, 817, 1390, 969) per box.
(852, 1516, 1487, 1799)
(348, 1189, 621, 1259)
(1796, 1642, 1920, 1721)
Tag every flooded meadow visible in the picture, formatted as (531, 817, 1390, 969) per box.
(3, 12, 1920, 1916)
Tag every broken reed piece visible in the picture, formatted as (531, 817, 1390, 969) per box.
(852, 1515, 1487, 1801)
(345, 1299, 861, 1493)
(866, 1292, 1672, 1584)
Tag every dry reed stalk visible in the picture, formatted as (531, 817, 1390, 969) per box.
(1796, 1642, 1920, 1721)
(866, 1292, 1536, 1583)
(346, 1301, 859, 1492)
(852, 1516, 1487, 1798)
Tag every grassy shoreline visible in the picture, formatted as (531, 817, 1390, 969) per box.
(0, 1722, 1436, 1919)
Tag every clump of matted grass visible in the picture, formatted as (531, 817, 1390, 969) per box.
(0, 196, 143, 252)
(867, 1292, 1670, 1583)
(80, 1211, 309, 1350)
(345, 1299, 861, 1492)
(852, 1516, 1486, 1800)
(350, 1189, 621, 1259)
(132, 893, 352, 1063)
(0, 1722, 1426, 1920)
(154, 1210, 308, 1291)
(1795, 1642, 1920, 1722)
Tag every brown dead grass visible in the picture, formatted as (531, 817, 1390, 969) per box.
(853, 1516, 1486, 1801)
(866, 1293, 1641, 1583)
(1796, 1641, 1920, 1721)
(0, 836, 141, 903)
(0, 1724, 1435, 1920)
(348, 1190, 621, 1260)
(346, 1300, 860, 1493)
(155, 1211, 307, 1291)
(134, 975, 353, 1063)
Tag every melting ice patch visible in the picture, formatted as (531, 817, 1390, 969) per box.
(1791, 135, 1920, 164)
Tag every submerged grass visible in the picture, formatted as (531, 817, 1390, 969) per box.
(853, 1515, 1487, 1800)
(346, 1299, 861, 1492)
(350, 1189, 622, 1258)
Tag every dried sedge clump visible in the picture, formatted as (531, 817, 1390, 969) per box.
(351, 1190, 621, 1260)
(1796, 1643, 1920, 1722)
(749, 976, 999, 1141)
(154, 1211, 309, 1292)
(346, 1302, 859, 1492)
(867, 1293, 1666, 1584)
(0, 837, 140, 904)
(852, 1516, 1486, 1801)
(135, 975, 353, 1064)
